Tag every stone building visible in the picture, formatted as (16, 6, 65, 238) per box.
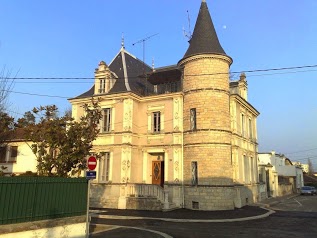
(69, 0, 260, 210)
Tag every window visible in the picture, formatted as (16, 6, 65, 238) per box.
(9, 146, 18, 162)
(102, 108, 111, 132)
(244, 155, 249, 183)
(191, 161, 198, 185)
(241, 114, 245, 137)
(152, 111, 161, 133)
(99, 152, 110, 182)
(0, 146, 18, 163)
(259, 168, 264, 183)
(190, 108, 197, 131)
(249, 118, 252, 139)
(99, 79, 106, 93)
(0, 146, 6, 162)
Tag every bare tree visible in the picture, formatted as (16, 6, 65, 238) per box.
(308, 158, 314, 175)
(0, 66, 15, 112)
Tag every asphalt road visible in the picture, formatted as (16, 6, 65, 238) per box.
(91, 195, 317, 238)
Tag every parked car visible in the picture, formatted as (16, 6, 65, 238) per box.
(300, 186, 317, 195)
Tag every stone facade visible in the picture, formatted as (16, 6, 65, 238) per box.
(69, 0, 260, 211)
(179, 53, 234, 210)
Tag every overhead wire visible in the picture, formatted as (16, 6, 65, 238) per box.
(3, 64, 317, 82)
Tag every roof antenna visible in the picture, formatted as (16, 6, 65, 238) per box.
(132, 33, 159, 95)
(183, 10, 192, 40)
(121, 32, 125, 49)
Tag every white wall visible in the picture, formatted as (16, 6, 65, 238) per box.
(0, 141, 37, 175)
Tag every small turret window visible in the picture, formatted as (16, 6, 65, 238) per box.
(191, 161, 198, 185)
(190, 108, 197, 131)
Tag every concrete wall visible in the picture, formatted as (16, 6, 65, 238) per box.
(278, 184, 293, 197)
(0, 223, 86, 238)
(0, 216, 86, 238)
(234, 184, 259, 208)
(184, 186, 235, 210)
(90, 184, 120, 208)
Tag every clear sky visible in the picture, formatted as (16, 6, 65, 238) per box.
(1, 0, 317, 168)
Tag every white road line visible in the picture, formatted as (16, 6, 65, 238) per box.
(293, 198, 302, 206)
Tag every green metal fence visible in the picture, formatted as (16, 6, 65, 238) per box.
(0, 177, 88, 225)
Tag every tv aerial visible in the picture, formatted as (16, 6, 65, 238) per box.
(183, 10, 192, 40)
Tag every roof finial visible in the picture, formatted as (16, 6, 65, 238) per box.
(202, 0, 206, 2)
(152, 57, 155, 71)
(121, 32, 125, 49)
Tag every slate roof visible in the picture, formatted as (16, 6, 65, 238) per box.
(73, 47, 152, 99)
(148, 65, 181, 84)
(108, 48, 152, 95)
(182, 0, 228, 60)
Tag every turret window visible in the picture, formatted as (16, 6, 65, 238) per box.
(191, 161, 198, 185)
(190, 108, 197, 131)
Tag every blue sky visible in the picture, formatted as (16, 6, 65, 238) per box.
(1, 0, 317, 167)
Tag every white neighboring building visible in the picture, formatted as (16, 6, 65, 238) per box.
(293, 162, 309, 174)
(0, 129, 37, 176)
(258, 151, 304, 198)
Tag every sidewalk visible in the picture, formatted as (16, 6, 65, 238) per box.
(254, 193, 300, 208)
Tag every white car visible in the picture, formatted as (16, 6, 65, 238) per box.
(300, 186, 317, 195)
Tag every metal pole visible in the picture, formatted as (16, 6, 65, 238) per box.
(86, 179, 90, 238)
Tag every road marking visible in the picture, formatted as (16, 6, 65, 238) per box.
(92, 207, 275, 223)
(91, 224, 173, 238)
(293, 198, 302, 206)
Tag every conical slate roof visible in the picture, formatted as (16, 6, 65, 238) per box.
(183, 0, 227, 59)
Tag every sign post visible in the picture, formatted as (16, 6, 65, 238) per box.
(86, 156, 97, 238)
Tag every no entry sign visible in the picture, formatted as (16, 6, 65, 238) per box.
(87, 156, 97, 170)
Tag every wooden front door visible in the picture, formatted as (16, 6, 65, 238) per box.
(152, 161, 164, 187)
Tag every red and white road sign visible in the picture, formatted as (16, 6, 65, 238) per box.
(87, 156, 97, 170)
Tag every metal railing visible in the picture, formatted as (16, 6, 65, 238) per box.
(126, 184, 165, 203)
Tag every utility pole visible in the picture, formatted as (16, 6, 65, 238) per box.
(132, 33, 158, 95)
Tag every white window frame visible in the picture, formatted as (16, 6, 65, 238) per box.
(244, 154, 250, 184)
(9, 146, 18, 162)
(248, 118, 252, 139)
(147, 105, 164, 133)
(0, 146, 18, 163)
(152, 111, 161, 133)
(102, 108, 112, 133)
(99, 79, 106, 93)
(241, 113, 245, 137)
(99, 152, 112, 183)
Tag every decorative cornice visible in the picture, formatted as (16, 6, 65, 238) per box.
(184, 142, 231, 147)
(184, 128, 232, 134)
(178, 54, 232, 67)
(230, 94, 260, 116)
(184, 88, 229, 95)
(183, 184, 234, 188)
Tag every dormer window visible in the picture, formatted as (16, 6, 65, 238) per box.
(99, 79, 106, 93)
